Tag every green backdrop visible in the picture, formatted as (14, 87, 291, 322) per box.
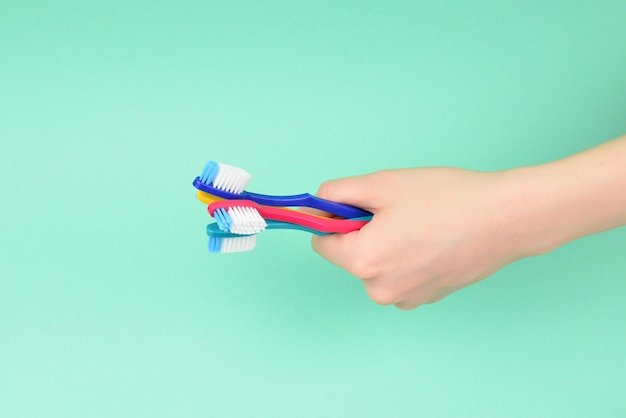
(1, 1, 625, 417)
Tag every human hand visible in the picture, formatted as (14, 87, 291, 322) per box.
(311, 167, 543, 310)
(311, 135, 626, 310)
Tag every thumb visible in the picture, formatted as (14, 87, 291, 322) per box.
(315, 172, 384, 213)
(311, 172, 383, 274)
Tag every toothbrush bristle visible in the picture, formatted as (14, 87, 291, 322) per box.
(200, 161, 220, 184)
(208, 235, 257, 253)
(211, 162, 252, 194)
(214, 208, 233, 231)
(224, 206, 267, 235)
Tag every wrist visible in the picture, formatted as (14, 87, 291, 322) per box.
(502, 136, 626, 257)
(498, 165, 573, 258)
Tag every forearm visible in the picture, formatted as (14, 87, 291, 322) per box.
(508, 134, 626, 256)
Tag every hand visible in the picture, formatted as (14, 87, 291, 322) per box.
(311, 167, 543, 310)
(310, 135, 626, 310)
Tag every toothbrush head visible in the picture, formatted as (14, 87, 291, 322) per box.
(208, 235, 257, 253)
(206, 222, 258, 253)
(210, 201, 268, 235)
(198, 161, 252, 194)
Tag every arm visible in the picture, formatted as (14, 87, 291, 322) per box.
(510, 134, 626, 255)
(311, 134, 626, 310)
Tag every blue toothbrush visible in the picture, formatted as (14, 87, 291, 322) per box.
(193, 161, 372, 219)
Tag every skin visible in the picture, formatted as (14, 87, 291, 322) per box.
(311, 134, 626, 310)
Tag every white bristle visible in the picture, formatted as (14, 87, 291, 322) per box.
(212, 163, 252, 194)
(228, 206, 267, 235)
(219, 236, 257, 253)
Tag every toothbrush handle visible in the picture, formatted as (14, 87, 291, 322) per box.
(264, 220, 330, 236)
(207, 220, 329, 237)
(264, 216, 372, 235)
(260, 206, 370, 234)
(193, 178, 372, 218)
(246, 192, 372, 218)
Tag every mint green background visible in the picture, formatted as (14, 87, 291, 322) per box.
(1, 1, 625, 417)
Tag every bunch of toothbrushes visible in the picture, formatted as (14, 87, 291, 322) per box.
(192, 161, 373, 253)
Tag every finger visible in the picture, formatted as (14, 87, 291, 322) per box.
(360, 277, 403, 306)
(311, 232, 363, 274)
(394, 293, 434, 310)
(315, 172, 385, 212)
(300, 173, 382, 218)
(393, 285, 452, 310)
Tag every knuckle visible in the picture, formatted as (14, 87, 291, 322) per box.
(310, 235, 323, 254)
(346, 256, 378, 280)
(316, 180, 334, 199)
(367, 286, 400, 306)
(394, 301, 417, 311)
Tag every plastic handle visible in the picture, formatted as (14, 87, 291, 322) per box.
(208, 200, 371, 234)
(193, 177, 372, 218)
(207, 220, 330, 237)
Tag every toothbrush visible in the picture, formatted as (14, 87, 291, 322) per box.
(206, 219, 330, 254)
(193, 161, 372, 218)
(197, 189, 344, 219)
(207, 228, 258, 253)
(199, 188, 366, 235)
(206, 214, 372, 253)
(208, 199, 371, 235)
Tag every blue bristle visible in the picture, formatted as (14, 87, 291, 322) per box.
(214, 208, 232, 231)
(200, 161, 220, 184)
(208, 236, 222, 253)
